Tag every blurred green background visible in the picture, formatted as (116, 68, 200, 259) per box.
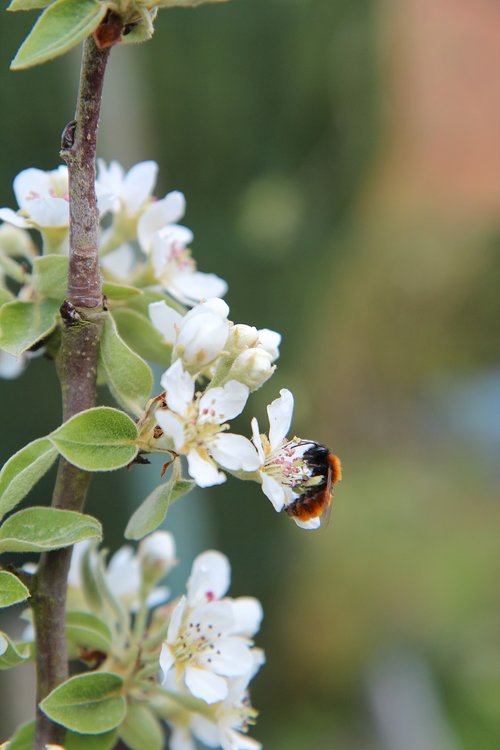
(1, 0, 500, 747)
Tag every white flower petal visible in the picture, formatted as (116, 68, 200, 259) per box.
(229, 597, 263, 637)
(156, 409, 186, 452)
(250, 418, 265, 463)
(139, 530, 176, 566)
(177, 310, 229, 368)
(267, 388, 294, 450)
(122, 160, 158, 214)
(187, 449, 226, 488)
(27, 197, 69, 228)
(189, 600, 234, 630)
(138, 190, 186, 252)
(0, 351, 24, 379)
(198, 381, 249, 425)
(146, 585, 169, 608)
(149, 300, 183, 343)
(198, 637, 253, 677)
(260, 473, 287, 512)
(106, 546, 141, 600)
(100, 243, 136, 280)
(190, 715, 221, 747)
(159, 642, 175, 680)
(170, 727, 197, 750)
(185, 665, 228, 704)
(209, 433, 260, 472)
(172, 271, 228, 305)
(293, 516, 321, 530)
(167, 596, 187, 643)
(0, 208, 29, 228)
(222, 729, 262, 750)
(158, 223, 194, 247)
(188, 550, 231, 604)
(160, 359, 195, 415)
(257, 328, 281, 361)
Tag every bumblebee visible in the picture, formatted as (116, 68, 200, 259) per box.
(285, 444, 342, 525)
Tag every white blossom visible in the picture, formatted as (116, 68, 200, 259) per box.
(0, 166, 111, 231)
(159, 551, 263, 705)
(96, 159, 158, 216)
(139, 530, 177, 578)
(251, 388, 322, 529)
(150, 298, 230, 372)
(156, 360, 259, 487)
(137, 190, 188, 253)
(151, 230, 227, 305)
(68, 540, 168, 611)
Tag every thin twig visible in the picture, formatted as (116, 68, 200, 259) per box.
(31, 36, 111, 749)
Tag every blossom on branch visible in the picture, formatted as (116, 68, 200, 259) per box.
(160, 550, 263, 705)
(156, 359, 260, 487)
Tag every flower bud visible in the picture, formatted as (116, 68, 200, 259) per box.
(0, 223, 35, 258)
(226, 323, 259, 355)
(139, 530, 177, 584)
(228, 347, 275, 391)
(174, 302, 229, 369)
(257, 328, 281, 361)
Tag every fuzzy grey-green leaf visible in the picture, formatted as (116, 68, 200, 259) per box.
(0, 571, 30, 607)
(49, 406, 139, 471)
(112, 307, 171, 366)
(0, 436, 58, 521)
(100, 314, 153, 416)
(119, 702, 164, 750)
(33, 254, 68, 299)
(125, 476, 195, 540)
(6, 719, 35, 750)
(66, 729, 118, 750)
(8, 0, 53, 10)
(102, 281, 142, 301)
(10, 0, 108, 70)
(0, 507, 101, 553)
(0, 631, 30, 669)
(0, 299, 59, 356)
(66, 611, 112, 653)
(39, 672, 126, 734)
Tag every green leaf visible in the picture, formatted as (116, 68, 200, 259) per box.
(0, 298, 59, 356)
(102, 281, 142, 301)
(0, 437, 58, 521)
(112, 308, 171, 366)
(5, 719, 35, 750)
(0, 571, 30, 607)
(0, 631, 30, 669)
(0, 507, 101, 553)
(125, 475, 195, 540)
(8, 0, 53, 10)
(39, 672, 126, 734)
(66, 729, 118, 750)
(49, 406, 139, 471)
(66, 610, 112, 653)
(119, 702, 164, 750)
(157, 0, 230, 7)
(0, 288, 15, 306)
(100, 314, 153, 416)
(0, 253, 27, 284)
(32, 254, 68, 299)
(11, 0, 108, 70)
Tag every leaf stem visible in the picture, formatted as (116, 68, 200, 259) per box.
(31, 36, 110, 750)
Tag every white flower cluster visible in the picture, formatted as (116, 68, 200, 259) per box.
(145, 298, 331, 527)
(61, 534, 264, 750)
(0, 161, 339, 527)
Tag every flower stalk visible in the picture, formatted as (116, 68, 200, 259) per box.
(31, 36, 111, 749)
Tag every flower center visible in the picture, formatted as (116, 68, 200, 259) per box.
(172, 618, 222, 665)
